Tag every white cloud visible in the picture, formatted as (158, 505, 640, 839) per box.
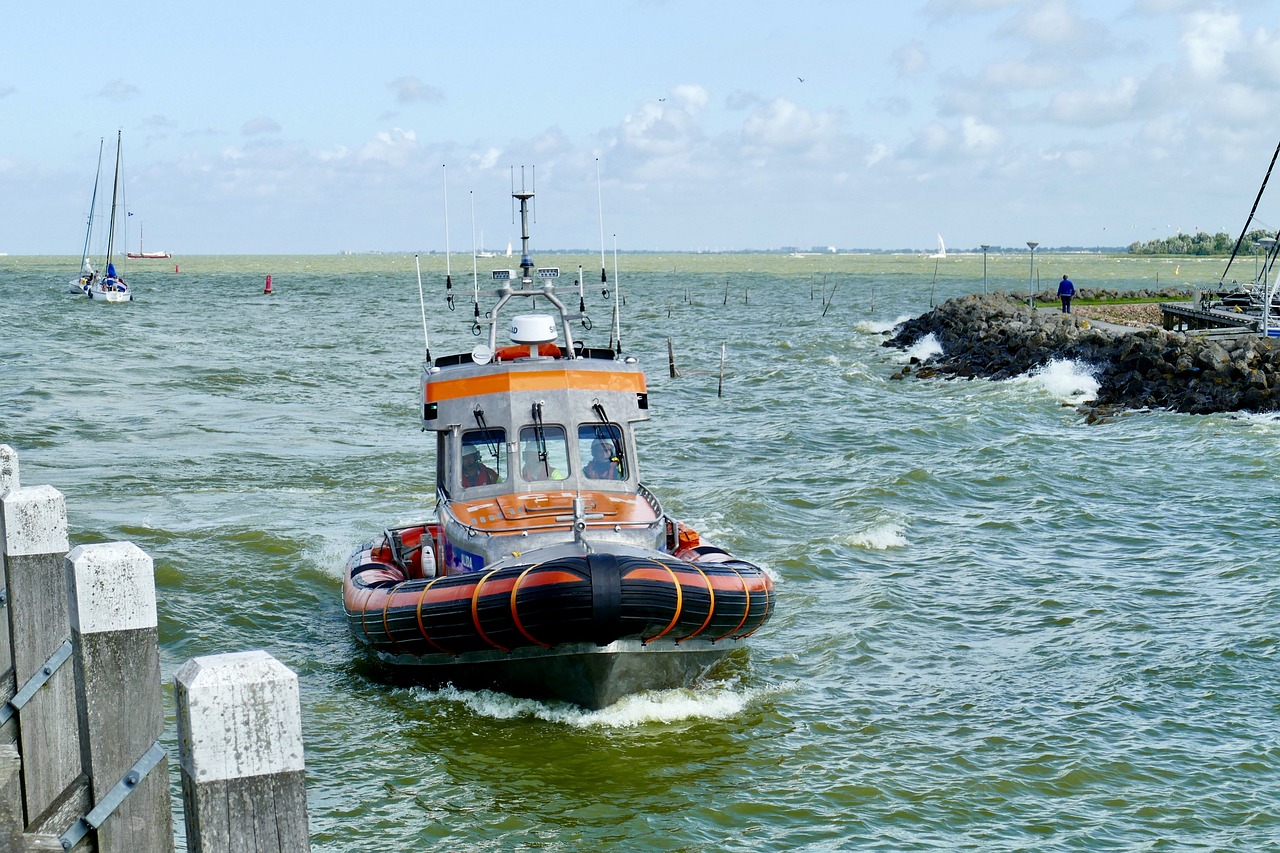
(96, 80, 139, 102)
(388, 76, 445, 105)
(865, 143, 891, 168)
(960, 115, 1003, 153)
(982, 59, 1066, 89)
(357, 128, 418, 166)
(1180, 10, 1243, 80)
(242, 116, 281, 135)
(894, 42, 929, 76)
(1049, 76, 1140, 126)
(742, 98, 838, 150)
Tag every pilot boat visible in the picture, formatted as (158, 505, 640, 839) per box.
(343, 187, 775, 709)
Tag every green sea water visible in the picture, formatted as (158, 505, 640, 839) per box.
(3, 252, 1278, 851)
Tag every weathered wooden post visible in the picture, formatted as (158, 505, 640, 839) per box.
(176, 651, 310, 852)
(667, 337, 679, 378)
(62, 542, 173, 852)
(0, 484, 89, 835)
(0, 445, 18, 734)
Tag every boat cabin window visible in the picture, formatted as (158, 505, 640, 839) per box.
(461, 429, 505, 487)
(578, 424, 627, 480)
(519, 426, 569, 481)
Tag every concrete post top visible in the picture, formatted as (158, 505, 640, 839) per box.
(176, 650, 305, 781)
(0, 445, 17, 495)
(0, 484, 68, 558)
(67, 541, 157, 634)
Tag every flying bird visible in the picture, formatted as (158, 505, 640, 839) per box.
(797, 76, 805, 82)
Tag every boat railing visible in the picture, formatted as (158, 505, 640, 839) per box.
(437, 494, 664, 540)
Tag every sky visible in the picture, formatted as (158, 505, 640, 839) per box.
(2, 0, 1279, 255)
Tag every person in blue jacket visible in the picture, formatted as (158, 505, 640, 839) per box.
(1057, 274, 1076, 313)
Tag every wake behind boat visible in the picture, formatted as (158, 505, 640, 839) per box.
(343, 184, 775, 709)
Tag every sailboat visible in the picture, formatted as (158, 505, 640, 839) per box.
(69, 139, 104, 294)
(126, 222, 171, 259)
(475, 230, 497, 259)
(930, 234, 947, 259)
(86, 131, 134, 303)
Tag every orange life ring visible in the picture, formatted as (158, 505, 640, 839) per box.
(495, 343, 562, 361)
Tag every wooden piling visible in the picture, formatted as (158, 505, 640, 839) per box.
(0, 485, 89, 835)
(176, 651, 310, 853)
(0, 446, 16, 744)
(66, 542, 174, 852)
(718, 344, 725, 398)
(667, 338, 678, 378)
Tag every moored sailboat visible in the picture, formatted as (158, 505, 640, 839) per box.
(343, 183, 775, 708)
(86, 131, 133, 303)
(69, 139, 104, 294)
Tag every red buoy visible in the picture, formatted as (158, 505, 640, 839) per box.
(264, 274, 273, 294)
(174, 264, 180, 273)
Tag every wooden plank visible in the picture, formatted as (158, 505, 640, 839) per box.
(67, 543, 173, 853)
(0, 487, 80, 832)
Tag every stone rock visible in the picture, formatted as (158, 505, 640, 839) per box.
(883, 292, 1280, 416)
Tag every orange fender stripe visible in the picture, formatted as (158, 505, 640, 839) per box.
(738, 576, 774, 639)
(678, 563, 717, 641)
(510, 565, 553, 649)
(713, 568, 752, 641)
(381, 582, 410, 654)
(414, 576, 452, 655)
(472, 567, 510, 651)
(642, 562, 684, 643)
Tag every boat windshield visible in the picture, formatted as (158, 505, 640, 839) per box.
(461, 429, 505, 487)
(578, 424, 627, 480)
(519, 425, 569, 481)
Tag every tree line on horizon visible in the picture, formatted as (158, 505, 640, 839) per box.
(1126, 228, 1275, 256)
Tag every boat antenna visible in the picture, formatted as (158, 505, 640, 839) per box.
(577, 264, 591, 329)
(415, 254, 431, 365)
(469, 191, 481, 335)
(442, 165, 455, 310)
(1221, 137, 1280, 285)
(514, 168, 535, 282)
(597, 158, 608, 284)
(611, 233, 622, 354)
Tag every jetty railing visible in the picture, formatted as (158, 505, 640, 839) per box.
(0, 444, 310, 852)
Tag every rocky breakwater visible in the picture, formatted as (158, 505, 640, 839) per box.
(884, 292, 1280, 417)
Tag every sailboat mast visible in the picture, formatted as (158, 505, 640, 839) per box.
(104, 131, 122, 266)
(79, 138, 104, 272)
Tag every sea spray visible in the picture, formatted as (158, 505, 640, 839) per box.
(1017, 358, 1101, 403)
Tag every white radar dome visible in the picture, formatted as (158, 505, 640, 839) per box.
(509, 314, 557, 344)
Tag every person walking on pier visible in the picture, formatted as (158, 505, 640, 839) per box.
(1058, 274, 1076, 313)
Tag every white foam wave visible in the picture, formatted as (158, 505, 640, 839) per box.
(1013, 358, 1099, 402)
(422, 681, 774, 728)
(899, 333, 942, 363)
(856, 314, 914, 335)
(841, 522, 908, 550)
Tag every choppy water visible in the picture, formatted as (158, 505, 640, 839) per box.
(3, 252, 1279, 851)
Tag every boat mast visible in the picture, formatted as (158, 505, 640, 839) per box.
(1221, 137, 1280, 286)
(104, 131, 122, 269)
(79, 138, 104, 273)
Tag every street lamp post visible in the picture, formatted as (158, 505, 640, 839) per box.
(1026, 242, 1039, 310)
(1259, 237, 1277, 337)
(980, 245, 990, 294)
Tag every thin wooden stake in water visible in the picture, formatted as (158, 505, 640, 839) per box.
(718, 344, 725, 398)
(822, 283, 838, 317)
(723, 279, 729, 306)
(667, 338, 678, 378)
